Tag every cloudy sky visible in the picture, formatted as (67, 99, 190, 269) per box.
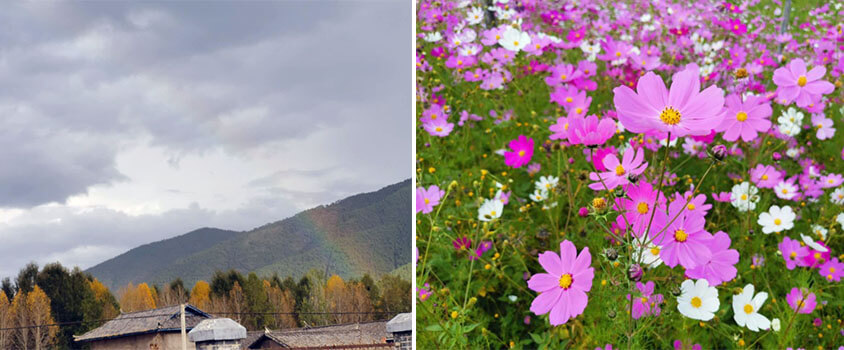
(0, 1, 410, 278)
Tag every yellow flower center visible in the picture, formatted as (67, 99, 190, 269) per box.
(615, 165, 626, 176)
(650, 247, 660, 255)
(457, 60, 463, 66)
(424, 198, 430, 204)
(518, 150, 525, 157)
(490, 210, 497, 217)
(659, 106, 681, 125)
(640, 297, 648, 304)
(736, 111, 748, 122)
(615, 51, 621, 57)
(575, 107, 583, 114)
(561, 74, 567, 80)
(674, 229, 688, 242)
(762, 175, 769, 180)
(637, 202, 649, 214)
(741, 194, 748, 200)
(797, 75, 807, 87)
(831, 267, 836, 273)
(513, 41, 519, 47)
(435, 127, 443, 132)
(790, 251, 797, 259)
(691, 296, 702, 308)
(774, 218, 782, 225)
(431, 114, 437, 120)
(815, 252, 821, 259)
(565, 97, 573, 103)
(744, 304, 754, 314)
(558, 273, 573, 289)
(687, 203, 696, 210)
(782, 188, 789, 194)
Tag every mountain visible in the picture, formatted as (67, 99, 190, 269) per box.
(86, 179, 412, 290)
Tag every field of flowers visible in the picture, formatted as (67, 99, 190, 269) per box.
(414, 0, 843, 348)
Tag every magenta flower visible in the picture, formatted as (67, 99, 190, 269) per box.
(802, 243, 831, 268)
(772, 58, 835, 107)
(615, 181, 666, 228)
(819, 258, 844, 282)
(786, 287, 817, 314)
(470, 241, 493, 261)
(416, 185, 445, 214)
(685, 231, 739, 286)
(654, 203, 712, 269)
(613, 65, 725, 137)
(528, 240, 594, 325)
(452, 236, 471, 251)
(625, 280, 664, 320)
(589, 146, 617, 172)
(715, 94, 772, 142)
(588, 147, 648, 191)
(567, 114, 616, 146)
(779, 236, 810, 270)
(504, 135, 534, 168)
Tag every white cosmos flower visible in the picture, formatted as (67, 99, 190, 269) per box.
(530, 189, 548, 202)
(498, 27, 530, 52)
(536, 175, 559, 192)
(837, 213, 844, 230)
(730, 182, 759, 212)
(800, 234, 828, 252)
(830, 187, 844, 205)
(771, 318, 781, 331)
(732, 284, 771, 332)
(466, 7, 484, 25)
(785, 147, 800, 158)
(773, 180, 798, 200)
(677, 279, 719, 321)
(424, 32, 443, 42)
(633, 237, 663, 268)
(478, 198, 503, 222)
(779, 122, 801, 137)
(757, 205, 795, 234)
(810, 224, 828, 241)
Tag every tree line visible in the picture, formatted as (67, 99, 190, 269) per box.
(0, 262, 411, 349)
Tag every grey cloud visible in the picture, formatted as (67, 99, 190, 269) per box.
(0, 1, 410, 207)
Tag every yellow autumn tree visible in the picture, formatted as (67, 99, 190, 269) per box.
(90, 279, 118, 319)
(120, 283, 156, 312)
(325, 275, 349, 324)
(264, 282, 296, 329)
(0, 293, 11, 349)
(27, 286, 56, 350)
(189, 281, 211, 310)
(10, 291, 30, 349)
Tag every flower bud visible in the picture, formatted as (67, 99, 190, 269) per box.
(607, 310, 617, 319)
(604, 248, 618, 261)
(709, 144, 727, 161)
(627, 264, 643, 282)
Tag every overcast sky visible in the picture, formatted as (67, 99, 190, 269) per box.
(0, 1, 410, 278)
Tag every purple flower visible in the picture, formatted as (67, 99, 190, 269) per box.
(567, 114, 616, 146)
(685, 231, 739, 286)
(528, 240, 594, 325)
(715, 94, 771, 142)
(626, 281, 664, 319)
(786, 287, 816, 314)
(416, 185, 445, 214)
(779, 236, 810, 269)
(613, 65, 725, 137)
(772, 59, 835, 107)
(588, 147, 648, 191)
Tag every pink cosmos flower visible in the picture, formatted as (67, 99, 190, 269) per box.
(819, 258, 844, 282)
(811, 114, 836, 140)
(544, 63, 582, 87)
(715, 94, 772, 142)
(452, 236, 471, 251)
(504, 135, 534, 168)
(779, 236, 810, 270)
(674, 190, 712, 217)
(528, 240, 594, 325)
(422, 116, 455, 137)
(588, 147, 648, 191)
(567, 114, 616, 146)
(615, 182, 666, 229)
(786, 287, 816, 314)
(819, 174, 844, 188)
(772, 58, 835, 107)
(685, 231, 739, 286)
(416, 185, 445, 214)
(613, 65, 725, 137)
(750, 164, 782, 188)
(654, 202, 712, 269)
(589, 146, 617, 172)
(625, 280, 664, 320)
(549, 116, 570, 141)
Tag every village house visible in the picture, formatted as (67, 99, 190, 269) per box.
(74, 304, 211, 350)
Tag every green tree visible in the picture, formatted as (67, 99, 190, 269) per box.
(1, 278, 13, 302)
(242, 273, 272, 329)
(15, 262, 39, 294)
(35, 263, 95, 349)
(377, 275, 410, 314)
